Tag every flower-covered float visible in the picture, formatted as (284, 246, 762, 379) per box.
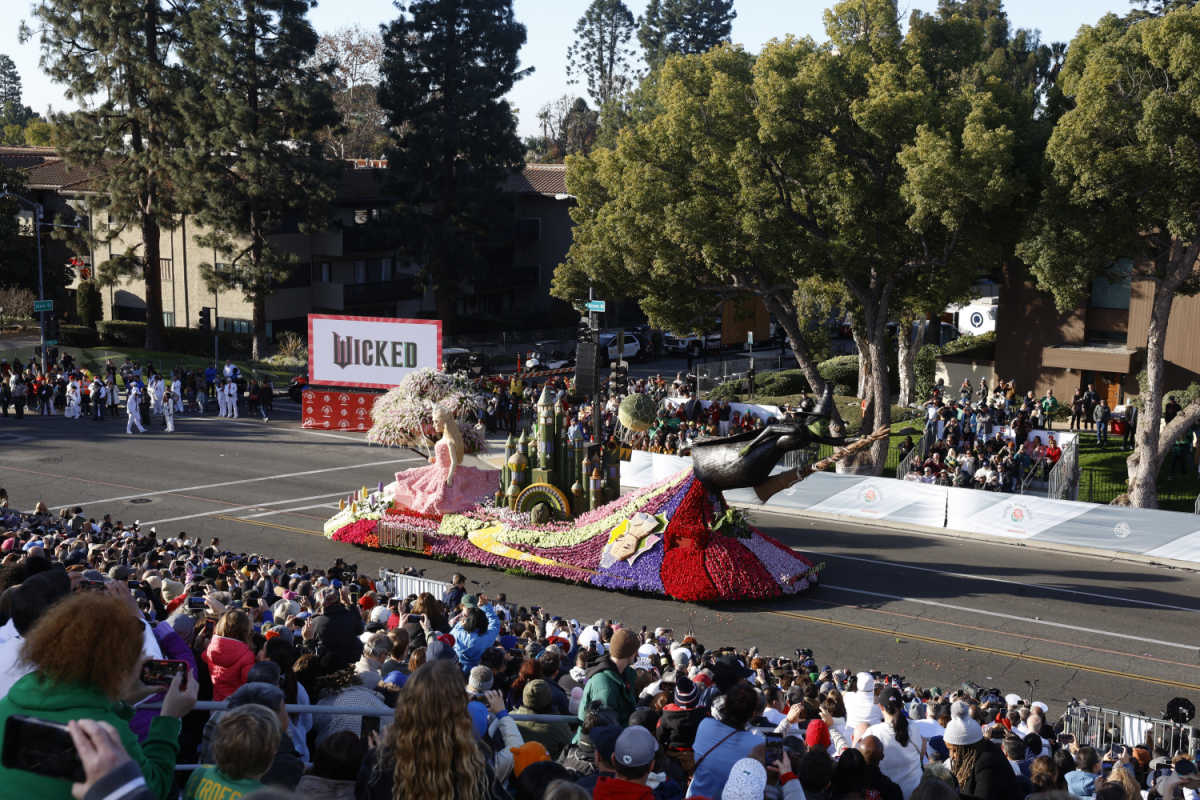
(323, 377, 883, 602)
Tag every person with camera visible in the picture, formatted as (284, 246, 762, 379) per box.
(0, 592, 198, 799)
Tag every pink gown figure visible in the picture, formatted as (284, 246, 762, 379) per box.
(388, 408, 496, 516)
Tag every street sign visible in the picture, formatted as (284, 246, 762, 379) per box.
(585, 300, 606, 313)
(43, 339, 57, 346)
(33, 299, 53, 312)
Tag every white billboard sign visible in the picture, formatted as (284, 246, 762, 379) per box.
(307, 314, 442, 390)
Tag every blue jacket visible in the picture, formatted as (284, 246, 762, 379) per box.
(1065, 769, 1097, 798)
(451, 603, 500, 672)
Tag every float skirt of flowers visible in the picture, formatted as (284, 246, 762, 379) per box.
(325, 468, 818, 603)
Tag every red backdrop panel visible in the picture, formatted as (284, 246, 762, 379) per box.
(301, 389, 379, 431)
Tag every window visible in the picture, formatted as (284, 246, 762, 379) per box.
(218, 317, 251, 334)
(160, 259, 174, 282)
(380, 258, 393, 281)
(354, 260, 367, 283)
(162, 311, 175, 327)
(214, 262, 231, 275)
(1090, 258, 1132, 310)
(319, 262, 331, 283)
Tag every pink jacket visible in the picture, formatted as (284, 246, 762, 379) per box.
(203, 635, 255, 701)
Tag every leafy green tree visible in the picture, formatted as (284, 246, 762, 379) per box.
(1017, 6, 1200, 508)
(0, 55, 21, 109)
(557, 0, 1025, 470)
(566, 0, 636, 110)
(21, 119, 53, 146)
(178, 0, 340, 359)
(378, 0, 529, 330)
(75, 279, 102, 326)
(638, 0, 736, 69)
(530, 95, 599, 162)
(25, 0, 188, 350)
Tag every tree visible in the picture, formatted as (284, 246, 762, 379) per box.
(378, 0, 529, 331)
(25, 0, 187, 350)
(566, 0, 636, 110)
(557, 0, 1025, 471)
(178, 0, 340, 360)
(21, 119, 53, 146)
(76, 279, 102, 326)
(0, 162, 36, 292)
(528, 95, 599, 162)
(638, 0, 736, 70)
(314, 26, 390, 159)
(1017, 6, 1200, 508)
(0, 55, 21, 109)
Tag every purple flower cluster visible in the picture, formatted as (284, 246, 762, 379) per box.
(590, 540, 665, 593)
(741, 531, 813, 594)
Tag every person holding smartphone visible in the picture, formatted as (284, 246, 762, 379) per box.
(0, 593, 198, 799)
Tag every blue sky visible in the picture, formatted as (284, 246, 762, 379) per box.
(6, 0, 1130, 140)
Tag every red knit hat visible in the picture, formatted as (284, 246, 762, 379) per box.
(806, 719, 831, 750)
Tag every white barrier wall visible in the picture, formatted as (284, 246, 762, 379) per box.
(622, 450, 1200, 565)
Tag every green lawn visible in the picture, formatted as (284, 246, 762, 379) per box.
(0, 341, 300, 384)
(1074, 435, 1199, 512)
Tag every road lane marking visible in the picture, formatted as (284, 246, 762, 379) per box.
(792, 548, 1200, 613)
(52, 457, 420, 508)
(215, 515, 324, 536)
(140, 492, 351, 525)
(820, 584, 1199, 652)
(765, 608, 1200, 692)
(238, 502, 340, 519)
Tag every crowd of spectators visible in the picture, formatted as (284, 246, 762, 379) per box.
(2, 496, 1197, 800)
(0, 351, 274, 424)
(904, 380, 1068, 491)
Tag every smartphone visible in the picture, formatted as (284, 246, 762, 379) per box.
(1, 716, 87, 783)
(127, 580, 140, 589)
(764, 733, 782, 765)
(203, 618, 216, 635)
(1105, 744, 1119, 760)
(187, 596, 208, 610)
(140, 659, 188, 689)
(1057, 733, 1075, 745)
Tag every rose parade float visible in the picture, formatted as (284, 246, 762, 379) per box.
(325, 370, 886, 602)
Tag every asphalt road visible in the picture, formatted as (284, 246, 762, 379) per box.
(2, 402, 1198, 722)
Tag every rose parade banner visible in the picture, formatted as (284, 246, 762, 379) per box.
(308, 314, 442, 390)
(301, 389, 379, 431)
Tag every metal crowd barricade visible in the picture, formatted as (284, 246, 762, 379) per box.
(1047, 436, 1080, 501)
(1061, 703, 1196, 756)
(376, 568, 452, 599)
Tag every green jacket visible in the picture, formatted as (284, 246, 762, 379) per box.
(572, 658, 636, 742)
(515, 705, 574, 759)
(0, 672, 181, 800)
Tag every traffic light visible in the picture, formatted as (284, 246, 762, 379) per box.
(576, 313, 593, 343)
(198, 307, 211, 332)
(613, 363, 629, 396)
(44, 315, 59, 341)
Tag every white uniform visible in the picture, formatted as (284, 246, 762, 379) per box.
(225, 381, 239, 418)
(216, 381, 228, 417)
(151, 377, 165, 416)
(172, 378, 183, 412)
(65, 382, 81, 418)
(163, 391, 175, 432)
(126, 389, 145, 434)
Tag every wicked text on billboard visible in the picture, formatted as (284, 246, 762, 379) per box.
(308, 315, 442, 390)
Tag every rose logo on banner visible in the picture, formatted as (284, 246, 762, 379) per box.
(858, 485, 881, 507)
(338, 393, 349, 404)
(1113, 521, 1132, 539)
(1003, 503, 1032, 530)
(321, 405, 332, 415)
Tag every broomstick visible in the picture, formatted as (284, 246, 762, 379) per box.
(752, 426, 892, 502)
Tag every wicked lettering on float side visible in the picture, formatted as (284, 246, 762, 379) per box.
(331, 332, 419, 370)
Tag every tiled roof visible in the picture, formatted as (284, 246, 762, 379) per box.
(24, 158, 101, 192)
(504, 164, 567, 196)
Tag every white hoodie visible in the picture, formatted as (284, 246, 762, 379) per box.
(844, 672, 883, 728)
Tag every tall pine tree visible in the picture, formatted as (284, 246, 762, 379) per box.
(26, 0, 186, 349)
(378, 0, 529, 330)
(566, 0, 637, 109)
(638, 0, 736, 70)
(178, 0, 339, 359)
